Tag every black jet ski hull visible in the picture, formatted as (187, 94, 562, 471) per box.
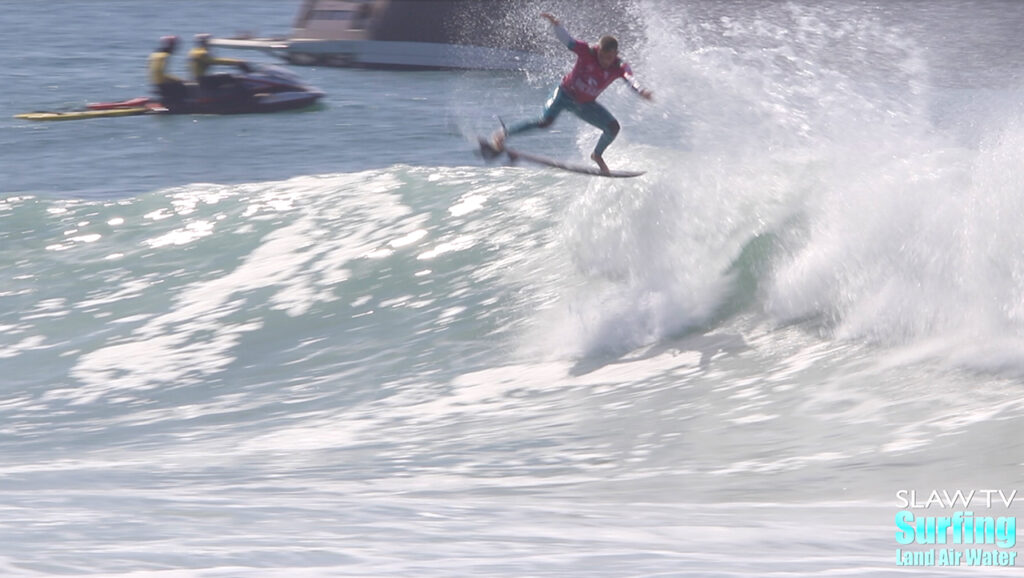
(162, 91, 324, 115)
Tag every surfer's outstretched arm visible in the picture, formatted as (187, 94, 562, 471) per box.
(623, 67, 654, 101)
(541, 13, 575, 49)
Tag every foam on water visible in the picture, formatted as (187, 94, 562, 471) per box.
(508, 0, 1024, 372)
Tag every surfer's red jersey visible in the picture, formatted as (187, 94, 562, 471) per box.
(560, 40, 637, 103)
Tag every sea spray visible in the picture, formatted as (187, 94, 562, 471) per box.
(527, 1, 935, 357)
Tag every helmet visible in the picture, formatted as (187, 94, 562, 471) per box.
(194, 33, 211, 47)
(159, 35, 178, 52)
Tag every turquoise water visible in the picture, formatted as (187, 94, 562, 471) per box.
(3, 1, 1024, 576)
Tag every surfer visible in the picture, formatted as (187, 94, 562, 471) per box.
(491, 13, 653, 175)
(189, 34, 251, 93)
(149, 36, 186, 108)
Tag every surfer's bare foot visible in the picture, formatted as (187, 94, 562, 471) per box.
(490, 128, 506, 152)
(591, 153, 610, 175)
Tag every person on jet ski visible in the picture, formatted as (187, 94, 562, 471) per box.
(188, 34, 251, 94)
(149, 35, 186, 108)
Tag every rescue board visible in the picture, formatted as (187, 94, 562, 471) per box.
(87, 97, 152, 110)
(15, 107, 154, 121)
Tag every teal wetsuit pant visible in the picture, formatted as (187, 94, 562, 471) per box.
(507, 86, 621, 156)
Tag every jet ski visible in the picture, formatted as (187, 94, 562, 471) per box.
(16, 64, 324, 121)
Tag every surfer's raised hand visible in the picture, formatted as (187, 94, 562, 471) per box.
(541, 13, 559, 26)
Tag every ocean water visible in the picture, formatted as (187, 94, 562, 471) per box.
(3, 0, 1024, 576)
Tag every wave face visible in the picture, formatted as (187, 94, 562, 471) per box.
(618, 0, 1024, 366)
